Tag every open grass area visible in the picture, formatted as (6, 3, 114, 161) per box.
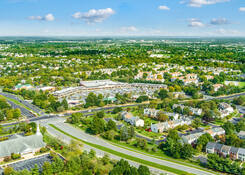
(49, 124, 193, 175)
(136, 129, 163, 139)
(107, 139, 217, 174)
(239, 82, 245, 88)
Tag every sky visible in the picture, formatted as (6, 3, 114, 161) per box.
(0, 0, 245, 36)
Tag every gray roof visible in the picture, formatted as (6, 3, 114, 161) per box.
(238, 148, 245, 155)
(214, 143, 223, 151)
(230, 147, 239, 154)
(221, 145, 231, 153)
(206, 142, 216, 149)
(0, 133, 46, 158)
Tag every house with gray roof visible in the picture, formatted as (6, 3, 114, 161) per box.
(221, 145, 231, 157)
(206, 142, 217, 154)
(206, 142, 245, 162)
(230, 147, 239, 160)
(238, 148, 245, 161)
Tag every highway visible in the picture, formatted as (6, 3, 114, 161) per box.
(0, 91, 243, 174)
(39, 117, 218, 175)
(40, 117, 174, 175)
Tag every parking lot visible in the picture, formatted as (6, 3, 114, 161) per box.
(0, 154, 53, 174)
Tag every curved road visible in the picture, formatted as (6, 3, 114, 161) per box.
(40, 117, 218, 175)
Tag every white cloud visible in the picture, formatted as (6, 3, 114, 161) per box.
(29, 13, 55, 21)
(210, 18, 229, 25)
(188, 19, 205, 27)
(185, 0, 230, 7)
(215, 28, 240, 35)
(72, 8, 115, 24)
(120, 26, 138, 32)
(44, 14, 55, 21)
(239, 7, 245, 12)
(158, 5, 170, 10)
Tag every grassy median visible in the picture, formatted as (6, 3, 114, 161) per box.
(50, 124, 195, 175)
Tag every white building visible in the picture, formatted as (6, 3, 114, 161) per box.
(219, 102, 234, 118)
(121, 112, 144, 127)
(151, 117, 192, 133)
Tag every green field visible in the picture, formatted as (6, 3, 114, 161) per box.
(239, 82, 245, 88)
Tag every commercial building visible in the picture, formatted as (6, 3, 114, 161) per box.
(0, 125, 46, 162)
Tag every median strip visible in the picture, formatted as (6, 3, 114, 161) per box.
(49, 124, 193, 175)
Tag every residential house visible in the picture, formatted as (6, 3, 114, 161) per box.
(182, 127, 225, 144)
(186, 74, 197, 79)
(173, 104, 202, 116)
(151, 117, 192, 133)
(182, 132, 203, 144)
(183, 79, 199, 86)
(220, 145, 231, 157)
(205, 75, 214, 80)
(206, 142, 245, 162)
(206, 142, 217, 154)
(219, 102, 234, 118)
(238, 131, 245, 139)
(230, 147, 239, 160)
(151, 122, 169, 133)
(164, 112, 179, 120)
(224, 81, 239, 86)
(206, 127, 225, 137)
(213, 84, 223, 92)
(144, 108, 160, 118)
(238, 148, 245, 161)
(121, 112, 144, 127)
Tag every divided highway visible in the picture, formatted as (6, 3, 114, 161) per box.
(40, 117, 218, 175)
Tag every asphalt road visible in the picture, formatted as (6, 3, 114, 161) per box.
(40, 117, 172, 175)
(0, 92, 43, 114)
(40, 117, 217, 175)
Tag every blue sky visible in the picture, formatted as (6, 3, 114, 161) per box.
(0, 0, 245, 36)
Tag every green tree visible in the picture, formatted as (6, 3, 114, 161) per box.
(51, 157, 64, 174)
(196, 133, 214, 152)
(31, 164, 40, 175)
(236, 119, 245, 132)
(192, 118, 201, 129)
(158, 113, 169, 122)
(158, 89, 169, 100)
(61, 98, 69, 110)
(70, 113, 83, 124)
(223, 122, 235, 135)
(4, 166, 14, 175)
(96, 111, 105, 118)
(90, 117, 105, 135)
(138, 165, 150, 175)
(120, 126, 129, 141)
(42, 162, 53, 175)
(128, 126, 135, 138)
(181, 144, 194, 159)
(0, 110, 5, 121)
(13, 108, 21, 119)
(107, 119, 117, 131)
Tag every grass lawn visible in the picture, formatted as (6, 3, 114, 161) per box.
(107, 139, 217, 174)
(136, 129, 163, 139)
(50, 124, 194, 175)
(239, 82, 245, 88)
